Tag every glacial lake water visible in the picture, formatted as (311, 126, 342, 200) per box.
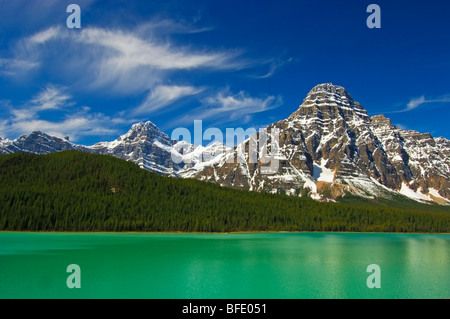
(0, 232, 448, 299)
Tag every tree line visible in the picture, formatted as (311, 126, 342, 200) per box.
(0, 151, 448, 233)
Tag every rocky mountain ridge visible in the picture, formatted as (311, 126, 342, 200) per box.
(1, 83, 449, 205)
(190, 83, 450, 204)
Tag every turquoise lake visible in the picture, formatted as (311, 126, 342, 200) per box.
(0, 232, 448, 299)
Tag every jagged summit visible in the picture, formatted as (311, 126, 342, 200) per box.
(130, 120, 159, 131)
(307, 83, 351, 97)
(304, 83, 355, 107)
(127, 121, 162, 136)
(119, 120, 171, 145)
(289, 83, 368, 121)
(370, 114, 394, 129)
(87, 119, 178, 175)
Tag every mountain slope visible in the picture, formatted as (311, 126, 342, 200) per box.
(89, 121, 181, 175)
(192, 83, 450, 204)
(0, 151, 448, 232)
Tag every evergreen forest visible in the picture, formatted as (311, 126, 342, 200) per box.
(0, 151, 448, 233)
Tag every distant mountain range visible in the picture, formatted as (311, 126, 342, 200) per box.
(2, 83, 449, 205)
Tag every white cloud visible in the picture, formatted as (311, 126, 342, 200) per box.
(9, 85, 72, 121)
(0, 84, 137, 141)
(0, 58, 39, 76)
(170, 89, 282, 127)
(9, 115, 119, 141)
(10, 109, 34, 121)
(0, 27, 62, 77)
(2, 105, 124, 142)
(11, 24, 243, 94)
(394, 95, 450, 113)
(31, 85, 72, 111)
(253, 57, 294, 79)
(0, 120, 9, 135)
(77, 27, 241, 74)
(0, 85, 124, 141)
(136, 19, 214, 35)
(406, 96, 426, 111)
(28, 26, 61, 44)
(132, 85, 204, 116)
(202, 89, 282, 118)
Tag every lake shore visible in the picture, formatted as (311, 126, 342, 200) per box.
(1, 230, 449, 235)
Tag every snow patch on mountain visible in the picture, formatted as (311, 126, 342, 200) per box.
(313, 159, 334, 182)
(399, 183, 431, 202)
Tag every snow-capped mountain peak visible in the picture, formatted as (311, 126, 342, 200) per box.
(117, 121, 171, 145)
(190, 83, 450, 204)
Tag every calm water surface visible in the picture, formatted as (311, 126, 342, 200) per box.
(0, 232, 448, 299)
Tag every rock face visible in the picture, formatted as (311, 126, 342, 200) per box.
(371, 114, 450, 201)
(0, 131, 81, 154)
(1, 83, 449, 204)
(189, 83, 450, 204)
(88, 121, 180, 175)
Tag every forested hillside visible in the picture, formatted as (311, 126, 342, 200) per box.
(0, 151, 448, 232)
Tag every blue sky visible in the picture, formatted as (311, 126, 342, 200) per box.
(0, 0, 449, 145)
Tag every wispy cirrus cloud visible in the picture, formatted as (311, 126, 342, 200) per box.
(392, 95, 450, 113)
(202, 89, 282, 118)
(10, 85, 72, 121)
(6, 23, 244, 95)
(28, 26, 61, 44)
(1, 85, 127, 141)
(77, 27, 240, 71)
(0, 26, 63, 77)
(252, 57, 294, 79)
(135, 19, 214, 35)
(132, 85, 204, 116)
(405, 96, 426, 111)
(8, 113, 121, 141)
(170, 88, 283, 127)
(0, 58, 39, 76)
(30, 85, 72, 111)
